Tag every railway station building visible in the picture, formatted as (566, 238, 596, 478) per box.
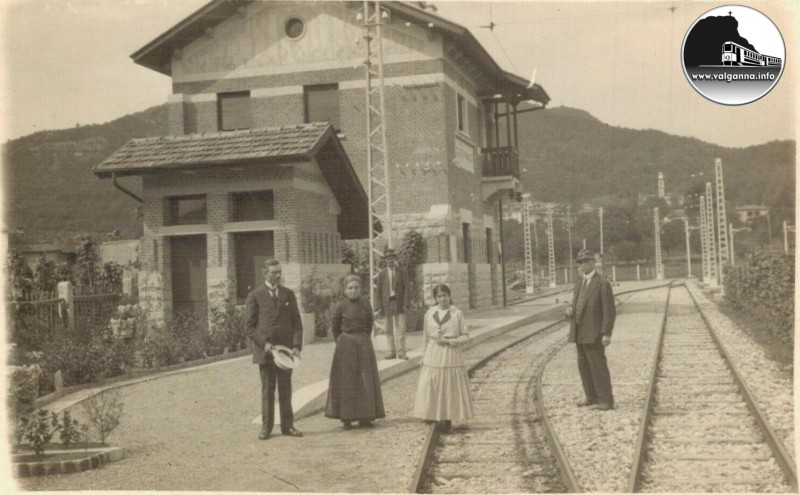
(96, 0, 549, 326)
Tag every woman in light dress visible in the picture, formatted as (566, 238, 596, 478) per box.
(413, 284, 473, 433)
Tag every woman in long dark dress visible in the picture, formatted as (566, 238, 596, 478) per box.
(325, 274, 385, 429)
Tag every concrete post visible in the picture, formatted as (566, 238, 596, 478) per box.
(57, 281, 75, 331)
(612, 265, 616, 282)
(636, 264, 641, 281)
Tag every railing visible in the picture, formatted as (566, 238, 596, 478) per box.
(6, 290, 67, 345)
(74, 284, 123, 337)
(481, 146, 520, 178)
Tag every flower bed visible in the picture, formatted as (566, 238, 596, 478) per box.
(13, 445, 125, 478)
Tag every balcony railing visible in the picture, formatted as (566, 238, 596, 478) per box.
(481, 146, 519, 178)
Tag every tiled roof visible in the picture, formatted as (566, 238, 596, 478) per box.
(94, 123, 331, 176)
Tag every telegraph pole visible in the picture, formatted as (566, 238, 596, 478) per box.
(705, 182, 718, 288)
(522, 194, 534, 294)
(715, 158, 729, 288)
(700, 195, 709, 283)
(547, 206, 556, 288)
(566, 205, 574, 282)
(654, 207, 664, 280)
(361, 1, 393, 332)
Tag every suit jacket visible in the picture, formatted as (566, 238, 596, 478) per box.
(245, 284, 303, 364)
(568, 272, 616, 344)
(374, 266, 409, 314)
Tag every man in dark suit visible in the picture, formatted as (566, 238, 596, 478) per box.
(566, 249, 616, 411)
(245, 259, 304, 439)
(374, 248, 409, 360)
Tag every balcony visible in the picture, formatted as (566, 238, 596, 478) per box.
(481, 146, 519, 179)
(480, 146, 521, 201)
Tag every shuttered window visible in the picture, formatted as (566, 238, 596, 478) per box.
(218, 91, 251, 131)
(304, 84, 340, 131)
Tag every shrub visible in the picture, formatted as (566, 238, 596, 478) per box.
(398, 230, 425, 308)
(137, 331, 183, 368)
(18, 409, 60, 460)
(300, 269, 343, 337)
(8, 363, 43, 420)
(724, 250, 794, 347)
(58, 410, 83, 448)
(81, 389, 124, 444)
(207, 284, 247, 355)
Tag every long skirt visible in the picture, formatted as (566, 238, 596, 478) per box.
(413, 341, 474, 421)
(325, 332, 385, 421)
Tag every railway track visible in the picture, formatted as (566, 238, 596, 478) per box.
(630, 284, 796, 492)
(413, 319, 569, 493)
(411, 283, 666, 493)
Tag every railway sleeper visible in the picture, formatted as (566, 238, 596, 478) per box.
(651, 436, 764, 443)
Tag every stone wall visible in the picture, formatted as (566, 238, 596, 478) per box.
(420, 263, 469, 309)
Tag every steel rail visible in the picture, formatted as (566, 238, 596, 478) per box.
(410, 281, 671, 493)
(685, 284, 798, 491)
(626, 281, 675, 492)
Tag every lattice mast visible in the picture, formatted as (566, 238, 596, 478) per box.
(714, 158, 729, 281)
(699, 194, 709, 282)
(654, 207, 664, 280)
(361, 1, 393, 312)
(547, 206, 556, 288)
(705, 182, 718, 287)
(522, 194, 535, 294)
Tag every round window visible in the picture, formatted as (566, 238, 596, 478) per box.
(284, 17, 305, 40)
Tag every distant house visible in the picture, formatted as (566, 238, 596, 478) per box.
(97, 0, 549, 324)
(735, 204, 770, 223)
(7, 233, 76, 270)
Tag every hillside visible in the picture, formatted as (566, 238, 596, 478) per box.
(2, 104, 794, 244)
(2, 105, 167, 243)
(518, 107, 795, 211)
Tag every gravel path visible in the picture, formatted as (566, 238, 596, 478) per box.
(686, 281, 795, 462)
(540, 286, 669, 492)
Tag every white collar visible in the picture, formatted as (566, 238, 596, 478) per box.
(265, 282, 278, 291)
(583, 270, 596, 281)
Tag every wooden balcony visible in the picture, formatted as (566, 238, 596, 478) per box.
(480, 147, 521, 201)
(481, 146, 519, 179)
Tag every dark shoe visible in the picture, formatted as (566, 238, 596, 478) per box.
(577, 400, 598, 407)
(358, 420, 374, 427)
(259, 426, 272, 440)
(438, 420, 452, 433)
(342, 421, 352, 430)
(398, 354, 409, 360)
(591, 403, 614, 411)
(385, 354, 397, 360)
(282, 427, 303, 437)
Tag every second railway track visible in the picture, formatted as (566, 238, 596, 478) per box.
(632, 285, 795, 492)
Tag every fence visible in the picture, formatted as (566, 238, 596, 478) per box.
(7, 282, 123, 348)
(73, 283, 123, 340)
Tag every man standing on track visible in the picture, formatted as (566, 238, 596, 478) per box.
(565, 249, 616, 411)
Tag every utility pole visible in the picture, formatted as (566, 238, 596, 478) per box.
(360, 1, 393, 331)
(700, 194, 709, 283)
(654, 207, 664, 280)
(784, 220, 795, 254)
(705, 182, 718, 288)
(566, 205, 574, 282)
(522, 194, 534, 294)
(598, 206, 604, 255)
(715, 158, 729, 287)
(547, 206, 556, 288)
(729, 223, 750, 266)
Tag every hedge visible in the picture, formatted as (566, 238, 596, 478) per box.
(724, 250, 794, 347)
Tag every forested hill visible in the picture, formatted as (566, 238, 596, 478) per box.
(2, 104, 794, 244)
(518, 106, 795, 211)
(3, 105, 167, 243)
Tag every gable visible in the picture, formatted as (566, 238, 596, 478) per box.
(173, 1, 438, 82)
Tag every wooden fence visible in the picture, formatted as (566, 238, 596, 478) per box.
(7, 282, 123, 347)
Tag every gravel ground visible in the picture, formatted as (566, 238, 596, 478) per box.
(686, 281, 795, 461)
(540, 287, 669, 492)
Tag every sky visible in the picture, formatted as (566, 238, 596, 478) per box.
(0, 0, 797, 148)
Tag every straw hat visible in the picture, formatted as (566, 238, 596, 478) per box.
(270, 345, 300, 370)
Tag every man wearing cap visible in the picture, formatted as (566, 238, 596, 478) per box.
(375, 247, 410, 360)
(565, 249, 616, 411)
(246, 259, 304, 440)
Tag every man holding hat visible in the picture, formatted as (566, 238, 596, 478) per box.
(246, 259, 304, 440)
(565, 249, 616, 411)
(375, 247, 410, 360)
